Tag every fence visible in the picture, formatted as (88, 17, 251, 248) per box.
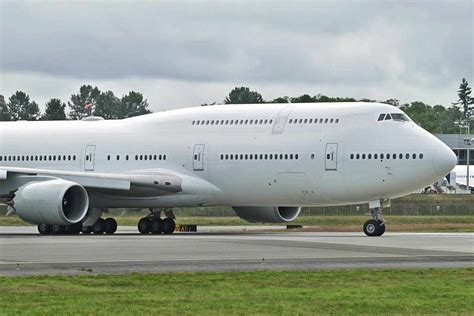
(170, 204, 474, 217)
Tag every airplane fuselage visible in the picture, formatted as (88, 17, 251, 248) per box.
(0, 102, 456, 209)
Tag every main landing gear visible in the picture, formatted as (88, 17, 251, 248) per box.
(363, 206, 385, 237)
(37, 217, 117, 235)
(82, 217, 117, 235)
(138, 208, 176, 235)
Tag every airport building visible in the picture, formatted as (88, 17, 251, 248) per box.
(435, 134, 474, 165)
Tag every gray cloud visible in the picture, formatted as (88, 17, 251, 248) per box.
(0, 0, 472, 107)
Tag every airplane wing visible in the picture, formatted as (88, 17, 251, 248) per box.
(0, 166, 186, 197)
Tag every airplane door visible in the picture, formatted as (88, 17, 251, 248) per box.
(325, 143, 338, 171)
(193, 144, 205, 171)
(272, 107, 292, 134)
(84, 145, 96, 171)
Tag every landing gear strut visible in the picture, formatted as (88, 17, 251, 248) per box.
(363, 206, 385, 237)
(138, 208, 176, 235)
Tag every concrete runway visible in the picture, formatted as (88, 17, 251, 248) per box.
(0, 227, 473, 276)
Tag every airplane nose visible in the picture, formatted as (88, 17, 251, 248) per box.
(433, 145, 457, 176)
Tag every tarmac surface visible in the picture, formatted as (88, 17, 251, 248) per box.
(0, 226, 473, 276)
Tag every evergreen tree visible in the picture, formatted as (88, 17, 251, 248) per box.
(7, 91, 40, 121)
(42, 98, 67, 120)
(120, 91, 151, 118)
(453, 78, 474, 127)
(69, 85, 101, 120)
(94, 91, 122, 119)
(224, 87, 264, 104)
(0, 95, 10, 121)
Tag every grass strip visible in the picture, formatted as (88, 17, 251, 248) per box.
(0, 268, 473, 315)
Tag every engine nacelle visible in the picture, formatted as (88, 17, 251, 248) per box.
(13, 179, 89, 225)
(232, 206, 301, 223)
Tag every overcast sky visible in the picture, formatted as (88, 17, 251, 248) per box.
(1, 0, 473, 111)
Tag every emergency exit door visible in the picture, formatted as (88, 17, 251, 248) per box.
(193, 144, 205, 171)
(84, 145, 96, 171)
(325, 143, 338, 171)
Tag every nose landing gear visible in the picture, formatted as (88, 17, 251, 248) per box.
(363, 202, 386, 236)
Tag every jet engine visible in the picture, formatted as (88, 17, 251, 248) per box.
(232, 206, 301, 223)
(12, 179, 89, 225)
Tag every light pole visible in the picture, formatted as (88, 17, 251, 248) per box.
(464, 137, 473, 190)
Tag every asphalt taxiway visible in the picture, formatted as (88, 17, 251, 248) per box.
(0, 227, 472, 276)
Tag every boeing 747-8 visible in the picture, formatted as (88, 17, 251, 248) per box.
(0, 102, 456, 236)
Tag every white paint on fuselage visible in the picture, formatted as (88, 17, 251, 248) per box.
(0, 102, 457, 208)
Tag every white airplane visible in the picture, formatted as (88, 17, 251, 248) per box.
(449, 165, 474, 189)
(0, 102, 456, 236)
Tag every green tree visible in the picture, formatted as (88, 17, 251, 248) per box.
(383, 98, 400, 107)
(42, 98, 67, 120)
(119, 91, 151, 118)
(7, 91, 40, 121)
(69, 85, 101, 120)
(291, 94, 315, 103)
(94, 91, 122, 119)
(225, 87, 264, 104)
(271, 96, 290, 103)
(453, 78, 473, 130)
(0, 95, 10, 121)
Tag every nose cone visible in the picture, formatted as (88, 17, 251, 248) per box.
(433, 145, 457, 176)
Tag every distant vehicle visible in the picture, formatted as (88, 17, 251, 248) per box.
(0, 102, 456, 236)
(449, 165, 474, 190)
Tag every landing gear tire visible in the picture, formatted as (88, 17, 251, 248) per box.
(51, 224, 64, 235)
(151, 218, 163, 234)
(363, 220, 385, 237)
(92, 218, 105, 234)
(104, 218, 118, 235)
(163, 218, 176, 234)
(38, 224, 51, 235)
(138, 217, 151, 234)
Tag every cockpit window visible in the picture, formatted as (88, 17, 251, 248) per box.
(390, 113, 409, 121)
(378, 113, 410, 122)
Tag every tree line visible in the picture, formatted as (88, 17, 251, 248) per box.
(0, 85, 151, 121)
(1, 79, 472, 134)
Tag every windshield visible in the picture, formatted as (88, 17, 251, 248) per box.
(390, 113, 409, 121)
(377, 113, 410, 122)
